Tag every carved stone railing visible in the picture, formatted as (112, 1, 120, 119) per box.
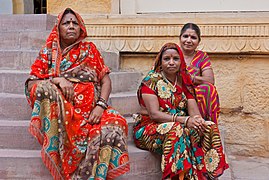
(83, 13, 269, 54)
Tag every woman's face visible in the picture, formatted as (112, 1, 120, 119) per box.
(179, 28, 199, 52)
(59, 13, 81, 47)
(161, 49, 181, 75)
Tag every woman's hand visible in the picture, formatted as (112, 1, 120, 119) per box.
(88, 106, 104, 124)
(52, 77, 74, 102)
(65, 65, 98, 82)
(187, 115, 206, 132)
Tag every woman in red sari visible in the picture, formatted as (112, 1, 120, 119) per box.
(25, 8, 130, 180)
(179, 23, 220, 124)
(133, 43, 228, 180)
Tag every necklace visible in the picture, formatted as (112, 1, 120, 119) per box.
(161, 71, 178, 89)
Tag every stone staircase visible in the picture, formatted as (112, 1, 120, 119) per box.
(0, 14, 162, 179)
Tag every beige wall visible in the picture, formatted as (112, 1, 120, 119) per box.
(47, 0, 112, 15)
(120, 53, 269, 157)
(12, 0, 33, 14)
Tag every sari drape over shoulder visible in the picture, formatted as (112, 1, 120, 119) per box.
(187, 50, 220, 124)
(25, 8, 130, 180)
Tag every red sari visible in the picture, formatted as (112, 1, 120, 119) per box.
(25, 8, 129, 180)
(133, 43, 228, 180)
(187, 50, 220, 124)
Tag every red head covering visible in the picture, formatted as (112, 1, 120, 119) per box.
(153, 42, 194, 93)
(46, 8, 87, 76)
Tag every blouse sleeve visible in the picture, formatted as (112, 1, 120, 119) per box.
(88, 42, 111, 81)
(140, 84, 155, 95)
(137, 84, 156, 107)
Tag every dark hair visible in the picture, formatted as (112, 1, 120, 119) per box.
(62, 8, 76, 16)
(179, 23, 201, 42)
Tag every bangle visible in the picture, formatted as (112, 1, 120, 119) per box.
(171, 113, 178, 122)
(98, 96, 107, 103)
(96, 100, 108, 110)
(184, 116, 190, 127)
(97, 96, 108, 109)
(171, 114, 175, 122)
(174, 113, 178, 122)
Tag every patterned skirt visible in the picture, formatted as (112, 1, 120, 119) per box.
(133, 115, 229, 180)
(27, 81, 130, 179)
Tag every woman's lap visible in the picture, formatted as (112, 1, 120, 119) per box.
(195, 82, 220, 123)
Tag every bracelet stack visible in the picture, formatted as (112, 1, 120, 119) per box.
(96, 97, 108, 110)
(171, 113, 178, 122)
(184, 116, 190, 127)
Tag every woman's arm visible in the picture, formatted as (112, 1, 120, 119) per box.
(142, 94, 186, 124)
(193, 68, 215, 85)
(27, 76, 74, 102)
(187, 99, 207, 131)
(99, 74, 112, 102)
(89, 74, 111, 124)
(187, 99, 202, 116)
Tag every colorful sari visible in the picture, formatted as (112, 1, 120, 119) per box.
(187, 50, 220, 124)
(25, 8, 130, 180)
(133, 43, 228, 180)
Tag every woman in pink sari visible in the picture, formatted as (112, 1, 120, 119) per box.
(179, 23, 220, 124)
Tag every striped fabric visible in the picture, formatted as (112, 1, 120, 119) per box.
(187, 50, 220, 124)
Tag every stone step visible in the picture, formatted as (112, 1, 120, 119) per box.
(0, 14, 55, 32)
(0, 91, 139, 121)
(0, 144, 161, 179)
(0, 31, 50, 51)
(109, 91, 140, 117)
(0, 50, 37, 70)
(101, 51, 120, 71)
(0, 120, 39, 150)
(0, 117, 135, 150)
(0, 50, 120, 71)
(0, 93, 31, 120)
(0, 70, 141, 94)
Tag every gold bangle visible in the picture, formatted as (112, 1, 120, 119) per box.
(171, 114, 175, 122)
(184, 116, 190, 127)
(173, 113, 178, 122)
(171, 113, 177, 122)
